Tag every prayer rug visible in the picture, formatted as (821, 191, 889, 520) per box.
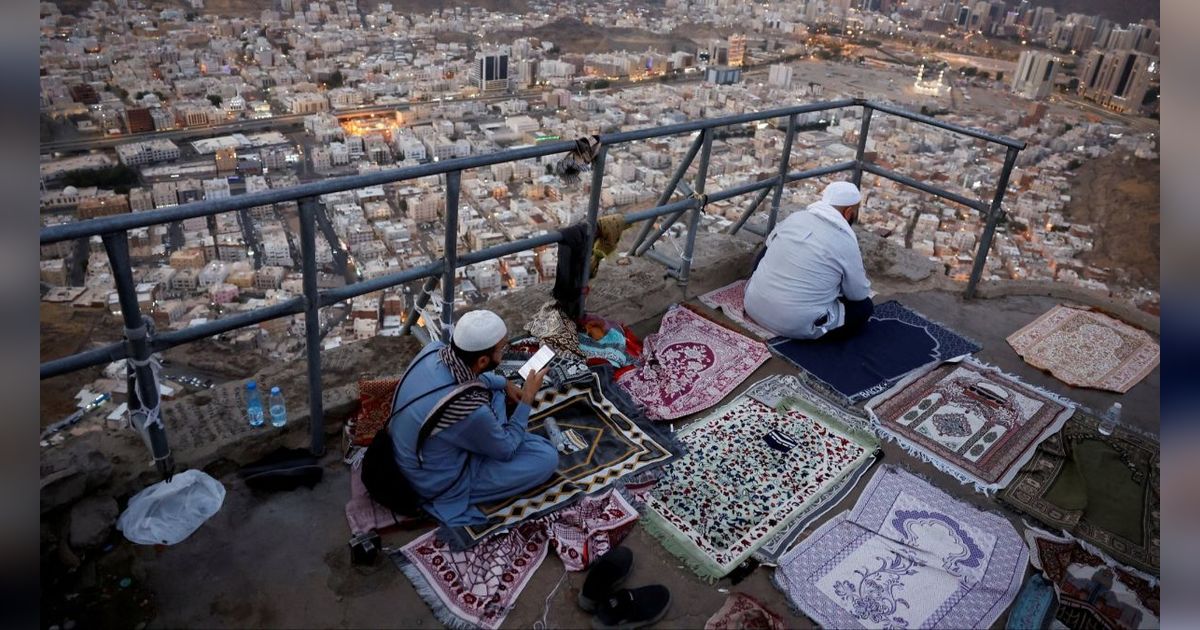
(393, 522, 549, 630)
(704, 593, 787, 630)
(618, 305, 770, 421)
(698, 279, 775, 339)
(345, 460, 422, 535)
(642, 375, 881, 581)
(768, 300, 982, 405)
(773, 466, 1028, 630)
(542, 489, 640, 571)
(1007, 305, 1159, 394)
(867, 357, 1075, 493)
(1025, 528, 1160, 630)
(444, 374, 679, 548)
(999, 411, 1160, 575)
(1006, 574, 1059, 630)
(348, 377, 400, 446)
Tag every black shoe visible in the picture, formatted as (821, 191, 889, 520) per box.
(591, 585, 672, 630)
(578, 546, 634, 613)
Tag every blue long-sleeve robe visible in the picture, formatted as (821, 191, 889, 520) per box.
(388, 342, 558, 526)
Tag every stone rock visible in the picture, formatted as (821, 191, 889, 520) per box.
(68, 496, 119, 550)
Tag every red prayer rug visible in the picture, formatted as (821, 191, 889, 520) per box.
(618, 305, 770, 420)
(698, 279, 775, 339)
(393, 522, 549, 630)
(704, 592, 787, 630)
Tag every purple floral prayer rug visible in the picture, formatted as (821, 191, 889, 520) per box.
(774, 466, 1028, 630)
(618, 305, 769, 420)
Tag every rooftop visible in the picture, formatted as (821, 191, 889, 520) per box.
(40, 232, 1159, 629)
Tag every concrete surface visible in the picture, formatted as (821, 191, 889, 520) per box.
(128, 288, 1157, 630)
(41, 232, 1160, 629)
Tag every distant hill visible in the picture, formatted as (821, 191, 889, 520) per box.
(1015, 0, 1159, 25)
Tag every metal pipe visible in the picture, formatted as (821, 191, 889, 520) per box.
(861, 163, 988, 212)
(578, 146, 609, 315)
(442, 171, 461, 337)
(320, 260, 443, 305)
(784, 160, 860, 183)
(101, 233, 174, 481)
(634, 207, 691, 256)
(644, 248, 683, 272)
(726, 184, 773, 235)
(400, 276, 438, 337)
(869, 101, 1027, 150)
(42, 99, 862, 245)
(41, 99, 1024, 247)
(623, 197, 700, 225)
(155, 299, 305, 350)
(629, 132, 705, 254)
(965, 146, 1021, 299)
(678, 130, 713, 286)
(852, 105, 874, 188)
(298, 198, 325, 456)
(769, 114, 799, 234)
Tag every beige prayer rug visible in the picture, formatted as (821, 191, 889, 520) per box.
(1006, 305, 1159, 393)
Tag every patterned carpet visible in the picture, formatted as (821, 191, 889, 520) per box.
(444, 374, 678, 548)
(1025, 527, 1160, 629)
(774, 466, 1028, 630)
(642, 375, 880, 581)
(618, 305, 770, 421)
(1000, 410, 1160, 575)
(698, 279, 775, 339)
(867, 357, 1075, 493)
(769, 301, 981, 404)
(1007, 305, 1159, 393)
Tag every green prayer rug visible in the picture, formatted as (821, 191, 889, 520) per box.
(1000, 410, 1159, 575)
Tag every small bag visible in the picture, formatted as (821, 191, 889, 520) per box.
(359, 425, 426, 518)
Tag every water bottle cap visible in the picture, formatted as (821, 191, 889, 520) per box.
(271, 386, 281, 394)
(246, 381, 256, 390)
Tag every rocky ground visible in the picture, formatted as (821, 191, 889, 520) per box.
(1064, 150, 1160, 292)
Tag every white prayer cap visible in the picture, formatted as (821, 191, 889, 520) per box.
(452, 310, 508, 352)
(822, 181, 862, 207)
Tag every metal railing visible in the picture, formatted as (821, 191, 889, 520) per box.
(39, 98, 1024, 478)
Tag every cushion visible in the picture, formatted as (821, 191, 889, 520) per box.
(351, 378, 400, 446)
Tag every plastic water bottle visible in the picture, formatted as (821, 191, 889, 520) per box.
(1098, 402, 1121, 436)
(543, 416, 565, 451)
(246, 381, 264, 427)
(269, 386, 287, 428)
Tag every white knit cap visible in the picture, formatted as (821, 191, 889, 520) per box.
(452, 310, 508, 352)
(822, 181, 862, 207)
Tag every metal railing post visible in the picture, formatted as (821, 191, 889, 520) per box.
(442, 171, 462, 337)
(629, 132, 704, 254)
(678, 130, 713, 286)
(298, 198, 325, 456)
(578, 146, 609, 312)
(852, 105, 874, 188)
(965, 146, 1020, 299)
(101, 232, 174, 481)
(767, 114, 799, 235)
(400, 276, 438, 336)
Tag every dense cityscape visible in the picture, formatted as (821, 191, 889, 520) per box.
(39, 0, 1160, 415)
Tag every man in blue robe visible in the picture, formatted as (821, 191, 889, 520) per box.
(388, 310, 557, 526)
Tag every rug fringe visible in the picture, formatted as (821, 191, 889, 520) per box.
(391, 549, 491, 630)
(1022, 520, 1159, 585)
(638, 509, 725, 583)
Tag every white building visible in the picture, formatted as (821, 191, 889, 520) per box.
(115, 139, 181, 166)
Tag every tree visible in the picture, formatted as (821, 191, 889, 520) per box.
(328, 70, 344, 88)
(995, 71, 1004, 82)
(207, 94, 223, 107)
(978, 71, 991, 81)
(962, 66, 978, 77)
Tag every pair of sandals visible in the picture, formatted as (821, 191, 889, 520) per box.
(577, 547, 672, 630)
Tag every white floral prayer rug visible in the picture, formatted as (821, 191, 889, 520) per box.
(774, 466, 1028, 630)
(1006, 305, 1159, 393)
(642, 375, 880, 581)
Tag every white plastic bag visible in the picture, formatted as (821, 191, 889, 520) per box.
(117, 469, 226, 545)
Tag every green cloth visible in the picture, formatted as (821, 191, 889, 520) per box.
(1000, 410, 1159, 575)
